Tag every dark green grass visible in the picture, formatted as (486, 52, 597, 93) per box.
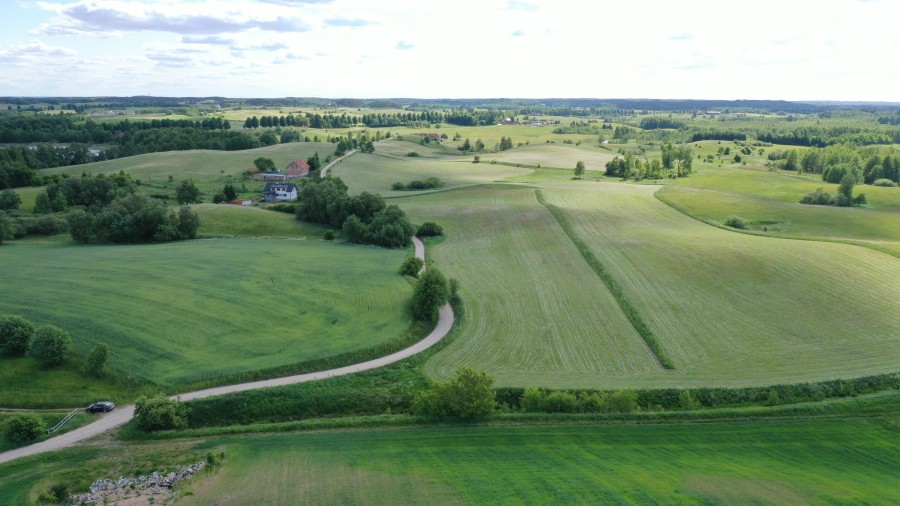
(0, 238, 413, 399)
(180, 417, 900, 505)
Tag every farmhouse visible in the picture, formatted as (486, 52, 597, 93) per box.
(262, 182, 298, 202)
(228, 199, 252, 206)
(257, 172, 287, 181)
(285, 159, 310, 178)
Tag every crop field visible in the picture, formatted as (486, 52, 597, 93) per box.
(538, 183, 900, 387)
(0, 238, 413, 392)
(398, 185, 661, 388)
(173, 418, 900, 505)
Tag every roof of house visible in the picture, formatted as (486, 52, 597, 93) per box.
(263, 182, 298, 192)
(286, 159, 310, 171)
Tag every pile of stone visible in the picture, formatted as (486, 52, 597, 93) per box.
(70, 461, 205, 504)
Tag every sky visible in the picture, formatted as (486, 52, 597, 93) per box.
(0, 0, 898, 101)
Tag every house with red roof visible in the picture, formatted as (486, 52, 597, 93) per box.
(285, 159, 310, 178)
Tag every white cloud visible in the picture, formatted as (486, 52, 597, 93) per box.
(0, 40, 77, 64)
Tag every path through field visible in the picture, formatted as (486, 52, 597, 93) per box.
(0, 237, 453, 465)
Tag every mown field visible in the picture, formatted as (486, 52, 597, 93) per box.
(539, 183, 900, 387)
(0, 238, 413, 399)
(383, 176, 899, 388)
(331, 141, 531, 196)
(193, 204, 329, 238)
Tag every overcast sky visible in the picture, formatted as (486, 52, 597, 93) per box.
(1, 0, 897, 101)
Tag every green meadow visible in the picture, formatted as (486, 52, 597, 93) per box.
(5, 414, 897, 505)
(0, 238, 413, 398)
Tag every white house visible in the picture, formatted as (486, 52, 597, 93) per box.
(263, 182, 298, 202)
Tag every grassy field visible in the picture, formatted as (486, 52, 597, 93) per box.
(330, 143, 531, 196)
(481, 143, 618, 170)
(193, 204, 330, 238)
(179, 418, 900, 505)
(0, 238, 413, 398)
(398, 185, 661, 388)
(539, 182, 900, 387)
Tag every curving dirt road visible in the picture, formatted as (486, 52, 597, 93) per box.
(319, 149, 356, 177)
(0, 236, 452, 465)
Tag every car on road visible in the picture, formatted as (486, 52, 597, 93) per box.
(85, 401, 116, 413)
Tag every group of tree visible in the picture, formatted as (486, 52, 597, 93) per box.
(771, 145, 899, 185)
(605, 153, 666, 180)
(0, 315, 73, 368)
(295, 176, 414, 248)
(412, 367, 495, 420)
(639, 117, 685, 130)
(68, 193, 199, 244)
(391, 177, 442, 191)
(800, 175, 867, 207)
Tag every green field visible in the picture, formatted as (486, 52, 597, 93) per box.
(0, 238, 413, 396)
(193, 204, 330, 238)
(389, 181, 900, 389)
(483, 143, 618, 170)
(331, 142, 531, 196)
(176, 418, 900, 504)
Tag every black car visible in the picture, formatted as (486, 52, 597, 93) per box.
(85, 401, 116, 413)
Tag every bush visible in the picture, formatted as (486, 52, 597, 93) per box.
(401, 255, 424, 277)
(15, 215, 67, 236)
(800, 188, 834, 206)
(678, 389, 700, 410)
(0, 189, 21, 211)
(417, 221, 443, 237)
(134, 395, 189, 432)
(723, 216, 747, 229)
(2, 414, 45, 443)
(27, 324, 71, 367)
(608, 389, 638, 413)
(323, 230, 335, 241)
(406, 152, 420, 157)
(872, 178, 897, 187)
(0, 314, 35, 356)
(83, 342, 108, 378)
(391, 182, 406, 190)
(412, 368, 495, 420)
(411, 268, 449, 321)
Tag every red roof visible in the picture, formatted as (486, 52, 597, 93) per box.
(287, 159, 310, 171)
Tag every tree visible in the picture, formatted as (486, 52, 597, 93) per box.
(134, 395, 189, 432)
(306, 152, 321, 171)
(28, 324, 71, 367)
(222, 184, 238, 201)
(401, 255, 424, 277)
(66, 208, 94, 243)
(0, 212, 12, 245)
(176, 179, 200, 204)
(83, 342, 108, 378)
(0, 189, 21, 211)
(461, 138, 472, 151)
(176, 205, 201, 239)
(368, 205, 414, 248)
(412, 367, 495, 420)
(678, 389, 700, 410)
(342, 214, 369, 244)
(475, 139, 485, 151)
(0, 314, 35, 356)
(2, 414, 45, 443)
(836, 174, 855, 207)
(411, 268, 450, 321)
(253, 157, 276, 171)
(417, 221, 443, 237)
(574, 161, 585, 179)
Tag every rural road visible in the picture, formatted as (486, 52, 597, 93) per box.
(0, 236, 453, 465)
(319, 149, 356, 177)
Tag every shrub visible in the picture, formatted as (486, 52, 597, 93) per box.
(417, 221, 443, 237)
(83, 342, 109, 378)
(17, 215, 67, 236)
(800, 188, 834, 206)
(521, 388, 545, 412)
(323, 230, 335, 241)
(391, 182, 406, 190)
(0, 314, 35, 356)
(27, 325, 71, 367)
(723, 216, 747, 229)
(401, 255, 424, 277)
(608, 389, 638, 413)
(0, 189, 22, 211)
(678, 389, 700, 410)
(852, 193, 867, 206)
(134, 395, 189, 432)
(2, 414, 45, 443)
(412, 368, 495, 420)
(543, 391, 578, 413)
(406, 152, 420, 157)
(873, 178, 897, 187)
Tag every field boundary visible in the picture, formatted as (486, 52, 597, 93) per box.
(535, 189, 675, 369)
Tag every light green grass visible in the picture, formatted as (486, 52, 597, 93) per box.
(40, 142, 334, 195)
(330, 147, 531, 196)
(177, 418, 900, 505)
(482, 143, 617, 170)
(398, 183, 900, 388)
(399, 185, 660, 388)
(0, 238, 412, 392)
(538, 182, 900, 388)
(193, 204, 329, 238)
